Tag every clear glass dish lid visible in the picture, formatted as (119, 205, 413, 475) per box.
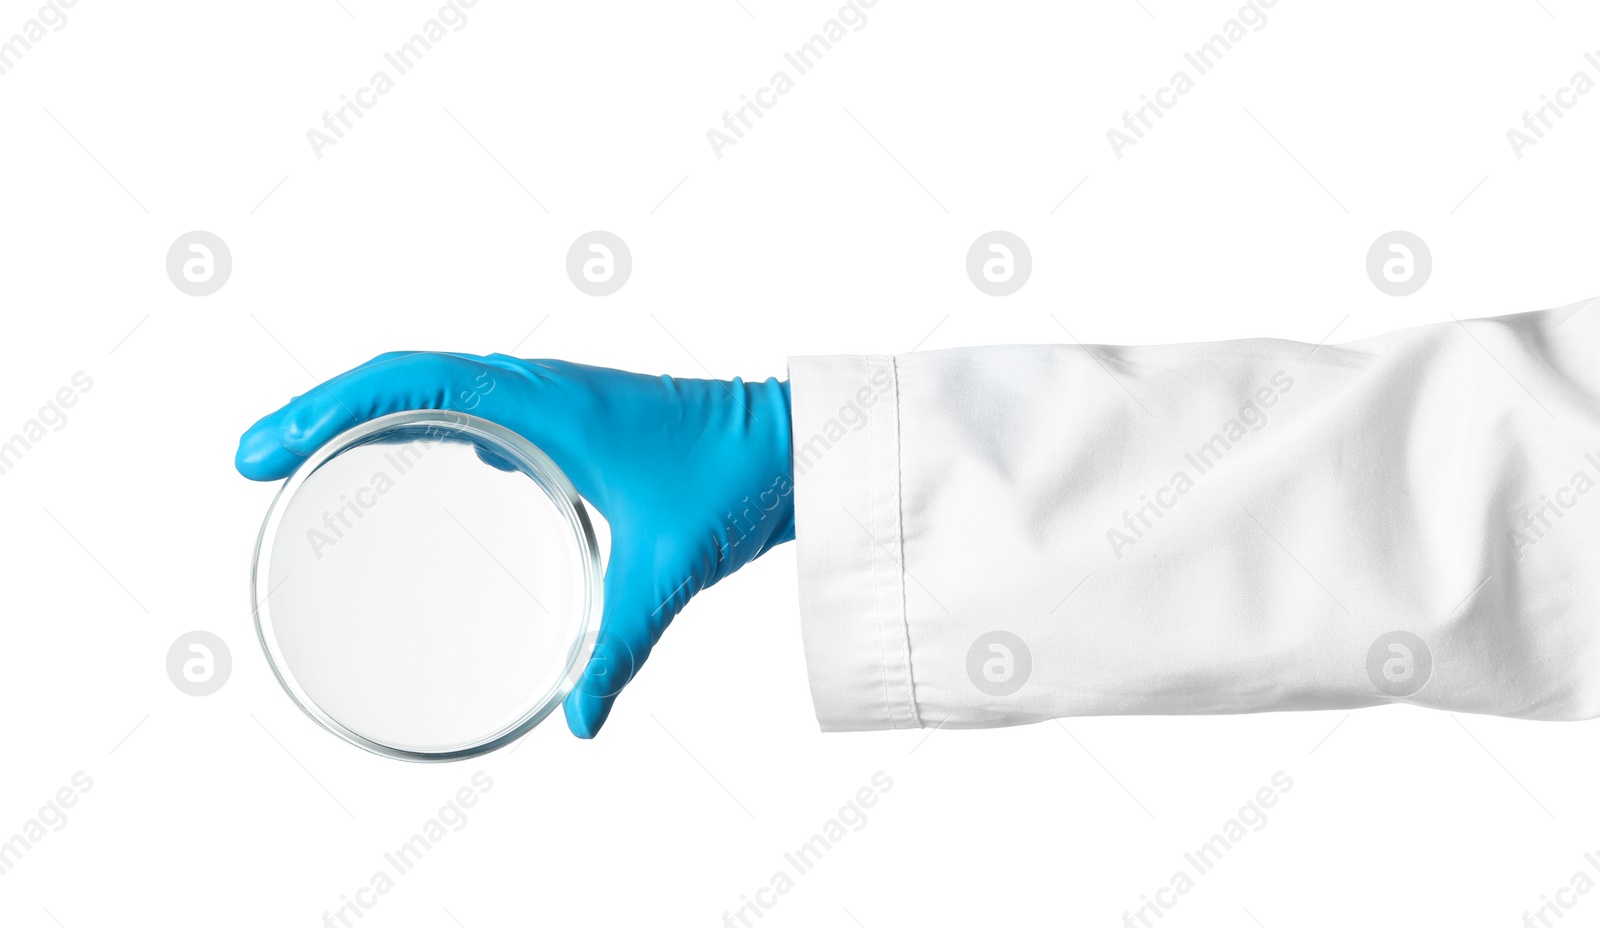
(250, 410, 602, 761)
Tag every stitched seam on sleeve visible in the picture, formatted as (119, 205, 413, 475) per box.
(889, 355, 923, 728)
(866, 355, 894, 726)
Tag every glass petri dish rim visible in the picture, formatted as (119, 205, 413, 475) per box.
(249, 409, 603, 763)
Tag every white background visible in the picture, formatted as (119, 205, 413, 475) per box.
(3, 1, 1599, 926)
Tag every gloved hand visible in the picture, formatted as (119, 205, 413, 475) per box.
(236, 352, 795, 737)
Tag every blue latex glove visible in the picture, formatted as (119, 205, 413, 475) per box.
(236, 353, 795, 737)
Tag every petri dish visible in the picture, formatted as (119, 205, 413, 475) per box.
(250, 410, 602, 761)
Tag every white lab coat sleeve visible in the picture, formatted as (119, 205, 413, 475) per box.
(788, 299, 1600, 732)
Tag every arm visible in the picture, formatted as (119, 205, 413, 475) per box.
(791, 298, 1600, 729)
(237, 299, 1600, 736)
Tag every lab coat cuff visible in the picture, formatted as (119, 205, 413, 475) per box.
(788, 354, 921, 732)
